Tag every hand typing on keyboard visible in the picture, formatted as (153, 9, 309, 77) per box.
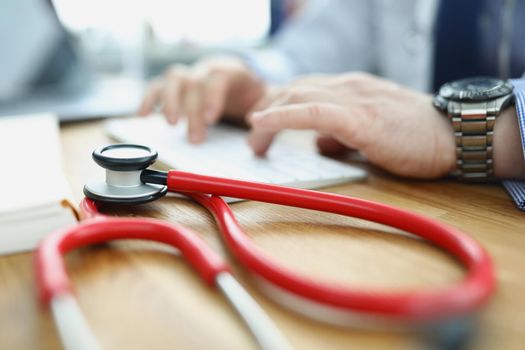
(138, 56, 373, 165)
(139, 56, 265, 144)
(140, 58, 522, 180)
(247, 73, 459, 179)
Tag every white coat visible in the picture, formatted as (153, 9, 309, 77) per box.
(248, 0, 524, 92)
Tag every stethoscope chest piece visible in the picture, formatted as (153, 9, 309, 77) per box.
(83, 144, 167, 205)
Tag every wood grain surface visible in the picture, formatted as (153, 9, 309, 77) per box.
(0, 119, 523, 350)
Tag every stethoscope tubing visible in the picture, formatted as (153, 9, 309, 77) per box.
(163, 170, 495, 321)
(35, 208, 229, 306)
(40, 168, 494, 325)
(36, 200, 292, 350)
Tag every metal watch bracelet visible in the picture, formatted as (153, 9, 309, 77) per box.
(447, 100, 500, 180)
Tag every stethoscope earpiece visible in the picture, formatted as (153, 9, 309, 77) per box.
(83, 144, 167, 205)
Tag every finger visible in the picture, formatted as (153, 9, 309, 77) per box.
(183, 77, 207, 143)
(202, 73, 230, 124)
(246, 88, 289, 155)
(249, 103, 361, 153)
(246, 87, 286, 125)
(138, 79, 163, 116)
(247, 129, 277, 156)
(250, 103, 350, 135)
(162, 72, 185, 125)
(247, 85, 328, 122)
(316, 135, 351, 156)
(246, 95, 274, 125)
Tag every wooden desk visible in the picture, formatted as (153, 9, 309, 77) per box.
(1, 119, 523, 350)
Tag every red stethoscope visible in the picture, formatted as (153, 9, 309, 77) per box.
(35, 144, 495, 350)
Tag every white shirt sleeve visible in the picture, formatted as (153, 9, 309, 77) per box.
(246, 0, 374, 84)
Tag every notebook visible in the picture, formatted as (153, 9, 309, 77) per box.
(0, 114, 77, 255)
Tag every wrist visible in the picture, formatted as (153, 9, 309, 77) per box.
(439, 107, 525, 180)
(433, 77, 516, 180)
(434, 108, 457, 176)
(493, 107, 525, 179)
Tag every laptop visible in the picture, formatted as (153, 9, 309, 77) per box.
(0, 0, 142, 121)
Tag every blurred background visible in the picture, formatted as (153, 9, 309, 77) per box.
(53, 0, 272, 76)
(0, 0, 304, 119)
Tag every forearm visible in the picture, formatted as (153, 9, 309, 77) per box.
(493, 107, 525, 179)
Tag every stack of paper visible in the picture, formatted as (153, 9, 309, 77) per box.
(0, 114, 77, 255)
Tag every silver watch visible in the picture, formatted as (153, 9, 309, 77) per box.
(433, 77, 514, 180)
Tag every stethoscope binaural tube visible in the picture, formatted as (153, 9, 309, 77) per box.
(36, 204, 292, 350)
(140, 168, 495, 322)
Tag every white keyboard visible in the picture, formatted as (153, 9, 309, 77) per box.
(106, 116, 367, 190)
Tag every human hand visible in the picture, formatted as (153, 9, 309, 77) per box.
(247, 73, 456, 179)
(139, 56, 265, 143)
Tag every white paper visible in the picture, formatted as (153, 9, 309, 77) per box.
(0, 114, 72, 212)
(0, 113, 76, 255)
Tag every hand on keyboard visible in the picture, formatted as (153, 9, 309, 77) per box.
(246, 73, 457, 179)
(137, 56, 356, 163)
(139, 56, 265, 144)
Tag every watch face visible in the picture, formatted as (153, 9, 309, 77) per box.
(439, 77, 513, 101)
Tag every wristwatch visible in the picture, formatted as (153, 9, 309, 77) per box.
(433, 77, 514, 180)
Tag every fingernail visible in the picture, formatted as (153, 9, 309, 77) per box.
(246, 137, 261, 155)
(167, 116, 177, 125)
(189, 130, 205, 143)
(251, 144, 267, 157)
